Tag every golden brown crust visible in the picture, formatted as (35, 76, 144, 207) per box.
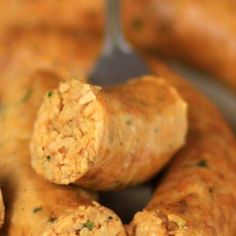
(0, 73, 125, 235)
(128, 57, 236, 236)
(30, 76, 187, 190)
(123, 0, 236, 92)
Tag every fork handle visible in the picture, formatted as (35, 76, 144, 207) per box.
(104, 0, 131, 53)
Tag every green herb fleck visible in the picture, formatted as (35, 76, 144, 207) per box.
(21, 89, 33, 103)
(46, 155, 51, 161)
(132, 17, 143, 30)
(134, 98, 147, 106)
(0, 103, 5, 114)
(126, 119, 132, 125)
(53, 59, 59, 66)
(82, 220, 94, 231)
(33, 207, 42, 213)
(109, 135, 114, 144)
(197, 160, 208, 168)
(154, 128, 159, 133)
(157, 96, 165, 101)
(48, 91, 53, 97)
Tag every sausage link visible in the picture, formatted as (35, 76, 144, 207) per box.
(30, 76, 187, 190)
(128, 58, 236, 236)
(0, 73, 126, 235)
(123, 0, 236, 92)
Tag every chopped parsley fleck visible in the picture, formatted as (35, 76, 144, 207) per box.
(21, 89, 32, 103)
(154, 128, 159, 133)
(82, 220, 94, 231)
(126, 119, 132, 125)
(33, 207, 42, 213)
(48, 91, 53, 97)
(135, 98, 147, 106)
(46, 155, 51, 161)
(0, 103, 5, 114)
(132, 17, 143, 30)
(197, 160, 208, 168)
(157, 96, 165, 101)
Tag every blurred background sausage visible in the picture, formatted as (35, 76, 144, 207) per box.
(0, 0, 104, 37)
(0, 28, 102, 84)
(1, 0, 236, 92)
(123, 0, 236, 93)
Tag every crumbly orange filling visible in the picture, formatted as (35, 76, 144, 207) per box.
(44, 202, 126, 236)
(130, 210, 189, 236)
(31, 79, 104, 184)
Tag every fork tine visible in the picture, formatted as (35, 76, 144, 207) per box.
(89, 0, 150, 86)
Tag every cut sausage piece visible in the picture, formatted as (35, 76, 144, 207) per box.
(128, 58, 236, 236)
(0, 72, 126, 236)
(44, 202, 126, 236)
(30, 76, 188, 190)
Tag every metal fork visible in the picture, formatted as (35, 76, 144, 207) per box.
(89, 0, 150, 86)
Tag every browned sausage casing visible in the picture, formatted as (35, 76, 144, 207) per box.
(128, 58, 236, 236)
(30, 76, 187, 190)
(0, 74, 126, 235)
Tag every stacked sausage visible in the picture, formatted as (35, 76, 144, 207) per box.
(0, 2, 236, 236)
(28, 51, 236, 236)
(0, 30, 188, 234)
